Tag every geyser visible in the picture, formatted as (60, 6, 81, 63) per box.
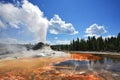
(0, 0, 48, 43)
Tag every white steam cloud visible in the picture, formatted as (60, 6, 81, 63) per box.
(0, 0, 48, 43)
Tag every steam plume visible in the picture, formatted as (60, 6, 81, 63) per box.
(0, 0, 48, 43)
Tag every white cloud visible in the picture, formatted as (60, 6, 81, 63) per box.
(0, 0, 49, 43)
(0, 20, 5, 28)
(47, 39, 70, 45)
(54, 37, 58, 40)
(49, 14, 78, 35)
(55, 40, 70, 44)
(46, 40, 52, 45)
(85, 23, 107, 37)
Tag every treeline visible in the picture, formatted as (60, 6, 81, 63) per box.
(51, 33, 120, 52)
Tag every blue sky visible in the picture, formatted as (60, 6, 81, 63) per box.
(0, 0, 120, 44)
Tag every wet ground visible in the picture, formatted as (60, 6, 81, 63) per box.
(0, 52, 120, 80)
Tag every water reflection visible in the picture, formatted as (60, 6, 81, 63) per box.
(53, 53, 120, 73)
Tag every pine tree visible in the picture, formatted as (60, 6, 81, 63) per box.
(117, 33, 120, 52)
(96, 36, 104, 51)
